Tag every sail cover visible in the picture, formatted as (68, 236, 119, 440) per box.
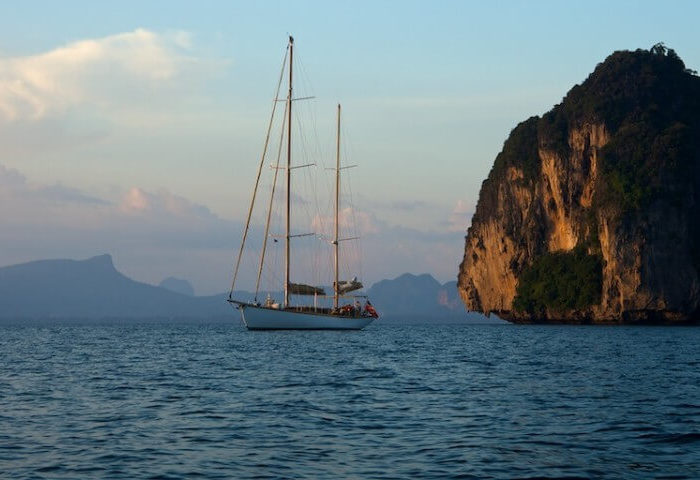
(335, 278, 363, 295)
(288, 283, 326, 296)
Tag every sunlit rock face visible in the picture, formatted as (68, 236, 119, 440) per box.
(458, 46, 700, 324)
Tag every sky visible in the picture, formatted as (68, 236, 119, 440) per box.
(1, 1, 699, 294)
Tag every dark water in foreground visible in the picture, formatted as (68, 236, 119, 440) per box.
(1, 321, 699, 479)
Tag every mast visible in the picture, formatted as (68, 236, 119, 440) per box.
(334, 104, 341, 309)
(284, 35, 293, 308)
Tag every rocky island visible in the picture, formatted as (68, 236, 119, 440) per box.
(458, 44, 700, 324)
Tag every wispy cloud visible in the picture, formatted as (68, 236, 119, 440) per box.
(0, 29, 218, 124)
(0, 163, 109, 205)
(311, 207, 381, 238)
(308, 199, 466, 284)
(0, 164, 25, 186)
(119, 187, 214, 218)
(360, 222, 464, 285)
(0, 163, 467, 292)
(388, 199, 432, 211)
(447, 199, 474, 233)
(0, 163, 241, 291)
(35, 184, 111, 206)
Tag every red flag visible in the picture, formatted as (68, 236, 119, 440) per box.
(364, 301, 379, 318)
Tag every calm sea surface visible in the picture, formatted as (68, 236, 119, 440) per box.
(1, 321, 698, 479)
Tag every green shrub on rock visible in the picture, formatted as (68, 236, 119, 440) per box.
(513, 246, 602, 316)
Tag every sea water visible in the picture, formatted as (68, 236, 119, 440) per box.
(1, 321, 698, 479)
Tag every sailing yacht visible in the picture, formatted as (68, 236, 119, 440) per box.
(227, 36, 379, 330)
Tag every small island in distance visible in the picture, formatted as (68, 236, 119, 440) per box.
(458, 44, 700, 325)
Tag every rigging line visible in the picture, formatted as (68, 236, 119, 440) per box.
(343, 123, 363, 282)
(292, 112, 313, 238)
(350, 177, 362, 275)
(311, 107, 330, 257)
(255, 97, 289, 301)
(293, 75, 329, 257)
(261, 186, 284, 292)
(229, 44, 289, 298)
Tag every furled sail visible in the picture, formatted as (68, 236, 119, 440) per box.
(288, 283, 326, 296)
(335, 277, 363, 295)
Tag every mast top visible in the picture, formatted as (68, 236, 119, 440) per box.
(289, 35, 294, 44)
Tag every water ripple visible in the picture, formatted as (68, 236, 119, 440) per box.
(0, 323, 699, 478)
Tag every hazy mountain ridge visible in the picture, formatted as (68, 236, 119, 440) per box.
(368, 273, 459, 315)
(367, 273, 492, 324)
(0, 254, 230, 318)
(0, 255, 483, 322)
(159, 277, 195, 296)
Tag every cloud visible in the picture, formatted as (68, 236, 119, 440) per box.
(2, 162, 294, 295)
(0, 163, 240, 284)
(359, 222, 465, 287)
(0, 163, 25, 186)
(389, 199, 432, 211)
(0, 164, 468, 293)
(311, 207, 381, 238)
(447, 199, 474, 233)
(307, 200, 465, 285)
(0, 29, 205, 123)
(0, 163, 108, 205)
(35, 184, 110, 206)
(119, 187, 214, 218)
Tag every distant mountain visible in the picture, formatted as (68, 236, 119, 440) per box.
(0, 254, 231, 319)
(367, 273, 495, 323)
(0, 255, 496, 323)
(159, 277, 194, 296)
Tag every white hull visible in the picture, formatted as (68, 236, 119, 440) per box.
(235, 303, 375, 330)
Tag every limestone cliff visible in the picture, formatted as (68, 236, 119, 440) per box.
(458, 45, 700, 324)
